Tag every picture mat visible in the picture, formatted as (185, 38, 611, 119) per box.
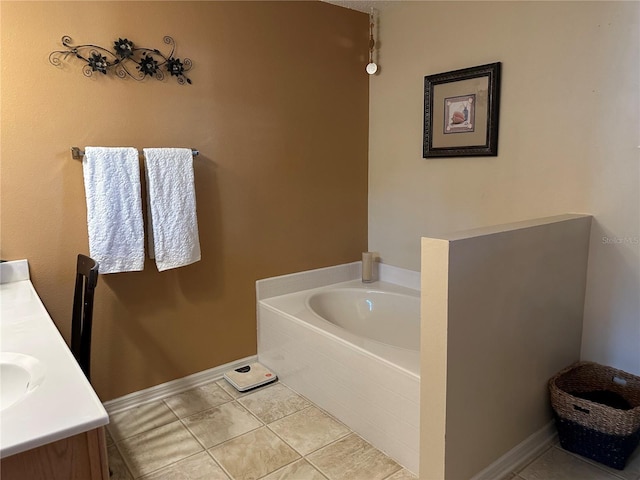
(432, 76, 489, 148)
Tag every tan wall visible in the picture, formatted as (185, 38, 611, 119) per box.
(0, 1, 369, 400)
(421, 214, 592, 480)
(370, 2, 640, 375)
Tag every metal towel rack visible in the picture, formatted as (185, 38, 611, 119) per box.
(71, 147, 199, 160)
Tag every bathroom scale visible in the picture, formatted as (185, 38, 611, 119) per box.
(223, 362, 278, 392)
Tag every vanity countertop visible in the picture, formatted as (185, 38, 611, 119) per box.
(0, 260, 108, 459)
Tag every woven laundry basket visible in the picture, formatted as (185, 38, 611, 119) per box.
(549, 362, 640, 470)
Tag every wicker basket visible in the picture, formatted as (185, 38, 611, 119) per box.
(549, 362, 640, 470)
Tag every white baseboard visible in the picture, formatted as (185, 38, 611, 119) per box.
(470, 421, 557, 480)
(103, 355, 258, 415)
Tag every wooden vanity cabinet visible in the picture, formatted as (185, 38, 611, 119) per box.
(0, 426, 109, 480)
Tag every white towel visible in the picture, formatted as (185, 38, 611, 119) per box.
(143, 148, 201, 272)
(82, 147, 145, 274)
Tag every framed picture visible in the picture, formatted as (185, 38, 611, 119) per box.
(423, 62, 501, 158)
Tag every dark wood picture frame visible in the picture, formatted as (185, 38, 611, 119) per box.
(423, 62, 501, 158)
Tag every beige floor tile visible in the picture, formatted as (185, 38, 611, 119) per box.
(209, 426, 300, 480)
(106, 427, 115, 446)
(307, 433, 402, 480)
(216, 379, 252, 399)
(108, 400, 178, 441)
(238, 383, 310, 423)
(384, 468, 418, 480)
(139, 452, 230, 480)
(117, 421, 203, 478)
(577, 442, 640, 480)
(518, 446, 623, 480)
(108, 444, 133, 480)
(182, 401, 262, 448)
(261, 458, 328, 480)
(269, 406, 350, 455)
(617, 445, 640, 480)
(163, 383, 233, 418)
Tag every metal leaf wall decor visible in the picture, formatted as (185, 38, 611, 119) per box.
(49, 36, 193, 85)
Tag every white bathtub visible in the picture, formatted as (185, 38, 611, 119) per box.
(257, 263, 420, 474)
(306, 288, 420, 351)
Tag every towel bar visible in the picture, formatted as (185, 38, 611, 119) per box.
(71, 147, 199, 160)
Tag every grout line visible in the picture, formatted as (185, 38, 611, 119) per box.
(161, 386, 235, 422)
(109, 379, 405, 480)
(263, 419, 307, 456)
(206, 424, 287, 480)
(301, 433, 406, 480)
(550, 445, 632, 480)
(380, 466, 405, 480)
(518, 443, 634, 480)
(178, 416, 210, 452)
(263, 412, 353, 459)
(236, 382, 313, 425)
(204, 448, 236, 480)
(108, 380, 340, 479)
(109, 441, 136, 480)
(512, 443, 555, 475)
(113, 419, 206, 480)
(254, 457, 301, 480)
(133, 450, 207, 480)
(304, 454, 333, 480)
(180, 400, 266, 451)
(112, 439, 143, 480)
(233, 398, 269, 426)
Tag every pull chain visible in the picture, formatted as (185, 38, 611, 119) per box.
(366, 8, 378, 75)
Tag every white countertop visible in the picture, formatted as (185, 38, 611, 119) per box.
(0, 260, 108, 458)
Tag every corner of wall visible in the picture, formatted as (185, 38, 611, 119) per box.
(420, 215, 592, 479)
(420, 237, 450, 480)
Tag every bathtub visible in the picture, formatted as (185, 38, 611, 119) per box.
(306, 288, 420, 351)
(257, 263, 420, 474)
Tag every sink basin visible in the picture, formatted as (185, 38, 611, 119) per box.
(1, 353, 45, 411)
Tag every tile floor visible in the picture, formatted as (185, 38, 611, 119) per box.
(106, 380, 416, 480)
(512, 440, 640, 480)
(106, 379, 640, 480)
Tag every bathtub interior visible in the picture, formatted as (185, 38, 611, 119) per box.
(305, 287, 420, 350)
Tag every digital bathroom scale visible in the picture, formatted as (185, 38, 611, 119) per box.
(223, 362, 278, 392)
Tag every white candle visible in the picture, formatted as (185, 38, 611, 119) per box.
(362, 251, 377, 283)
